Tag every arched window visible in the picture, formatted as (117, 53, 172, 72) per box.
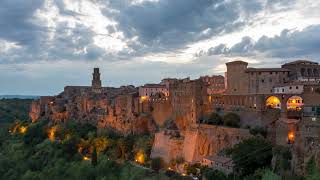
(313, 69, 319, 77)
(287, 96, 303, 111)
(301, 68, 305, 76)
(308, 68, 312, 77)
(266, 96, 281, 109)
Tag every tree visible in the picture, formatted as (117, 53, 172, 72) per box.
(206, 112, 223, 125)
(151, 157, 164, 172)
(23, 120, 48, 145)
(223, 113, 240, 128)
(202, 168, 228, 180)
(92, 147, 97, 167)
(250, 127, 268, 138)
(261, 169, 281, 180)
(228, 137, 273, 176)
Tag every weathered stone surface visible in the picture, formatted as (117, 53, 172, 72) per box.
(151, 124, 252, 163)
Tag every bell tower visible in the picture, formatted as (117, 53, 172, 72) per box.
(92, 67, 102, 93)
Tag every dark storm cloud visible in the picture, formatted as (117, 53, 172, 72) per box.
(207, 25, 320, 59)
(0, 0, 302, 64)
(104, 0, 268, 53)
(0, 0, 45, 46)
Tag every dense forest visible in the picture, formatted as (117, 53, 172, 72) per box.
(0, 98, 33, 124)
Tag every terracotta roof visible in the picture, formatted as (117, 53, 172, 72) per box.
(245, 68, 290, 72)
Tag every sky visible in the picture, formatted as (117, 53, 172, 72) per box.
(0, 0, 320, 95)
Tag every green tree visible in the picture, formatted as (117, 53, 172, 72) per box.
(206, 112, 223, 125)
(261, 169, 281, 180)
(223, 113, 240, 128)
(228, 137, 273, 176)
(250, 127, 268, 138)
(92, 147, 97, 167)
(202, 168, 228, 180)
(23, 120, 48, 145)
(151, 157, 165, 172)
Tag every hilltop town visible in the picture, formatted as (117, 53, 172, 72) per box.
(29, 59, 320, 176)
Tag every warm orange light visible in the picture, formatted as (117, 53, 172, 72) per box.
(266, 96, 281, 109)
(287, 96, 303, 111)
(135, 151, 145, 164)
(48, 126, 57, 141)
(288, 131, 295, 142)
(140, 96, 148, 102)
(19, 126, 27, 134)
(83, 156, 91, 161)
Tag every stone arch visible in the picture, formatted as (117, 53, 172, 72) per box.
(266, 96, 281, 109)
(287, 95, 303, 111)
(313, 69, 319, 77)
(301, 68, 305, 76)
(307, 68, 312, 76)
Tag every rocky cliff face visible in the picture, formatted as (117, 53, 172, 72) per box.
(151, 124, 252, 163)
(30, 86, 157, 135)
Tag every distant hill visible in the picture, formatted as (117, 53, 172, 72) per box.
(0, 95, 39, 99)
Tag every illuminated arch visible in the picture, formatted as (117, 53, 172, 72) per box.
(287, 96, 303, 111)
(266, 96, 281, 109)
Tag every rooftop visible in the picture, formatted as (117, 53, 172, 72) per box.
(226, 60, 248, 65)
(141, 84, 166, 88)
(246, 68, 290, 72)
(282, 60, 319, 66)
(203, 155, 233, 164)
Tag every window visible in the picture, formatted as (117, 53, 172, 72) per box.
(289, 86, 292, 90)
(261, 79, 265, 83)
(296, 86, 299, 89)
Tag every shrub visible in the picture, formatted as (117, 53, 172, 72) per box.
(206, 113, 223, 125)
(151, 157, 165, 172)
(223, 113, 240, 128)
(250, 127, 268, 138)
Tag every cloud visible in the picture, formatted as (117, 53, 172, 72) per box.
(0, 0, 319, 95)
(104, 0, 271, 54)
(206, 25, 320, 59)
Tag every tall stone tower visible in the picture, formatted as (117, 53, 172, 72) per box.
(225, 60, 249, 94)
(92, 68, 102, 93)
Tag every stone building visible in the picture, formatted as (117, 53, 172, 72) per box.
(201, 155, 234, 175)
(200, 75, 225, 95)
(210, 59, 320, 175)
(170, 79, 209, 130)
(282, 60, 320, 82)
(139, 84, 169, 100)
(30, 68, 156, 135)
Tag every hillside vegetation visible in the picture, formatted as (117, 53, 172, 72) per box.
(0, 98, 33, 124)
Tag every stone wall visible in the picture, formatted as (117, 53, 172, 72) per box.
(151, 125, 252, 163)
